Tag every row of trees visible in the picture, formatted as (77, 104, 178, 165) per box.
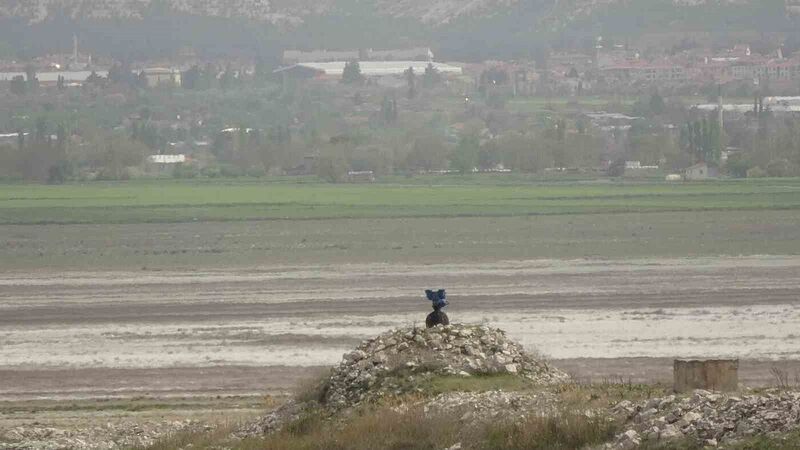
(0, 121, 66, 182)
(7, 62, 277, 96)
(0, 120, 150, 182)
(681, 117, 723, 164)
(8, 66, 40, 96)
(303, 121, 612, 182)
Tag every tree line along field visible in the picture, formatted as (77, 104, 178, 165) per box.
(1, 177, 800, 225)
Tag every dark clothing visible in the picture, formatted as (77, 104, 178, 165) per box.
(426, 309, 450, 328)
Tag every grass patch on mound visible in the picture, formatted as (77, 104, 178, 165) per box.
(552, 381, 669, 409)
(237, 404, 617, 450)
(243, 405, 460, 450)
(427, 374, 538, 394)
(483, 413, 619, 450)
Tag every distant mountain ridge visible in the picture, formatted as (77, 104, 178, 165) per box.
(1, 0, 790, 26)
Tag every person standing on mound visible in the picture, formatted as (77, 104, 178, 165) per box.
(425, 289, 450, 328)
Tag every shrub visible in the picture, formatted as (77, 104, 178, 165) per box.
(246, 167, 266, 178)
(259, 405, 460, 450)
(746, 166, 767, 178)
(172, 163, 199, 179)
(219, 164, 245, 177)
(482, 413, 619, 450)
(293, 369, 332, 404)
(201, 166, 222, 178)
(315, 154, 348, 183)
(766, 159, 798, 178)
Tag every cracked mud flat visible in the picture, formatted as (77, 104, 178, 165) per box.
(1, 256, 800, 401)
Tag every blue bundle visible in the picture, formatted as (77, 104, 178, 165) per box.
(425, 289, 448, 310)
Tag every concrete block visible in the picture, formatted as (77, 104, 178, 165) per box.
(674, 359, 739, 393)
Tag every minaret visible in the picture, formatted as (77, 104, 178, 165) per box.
(72, 34, 79, 64)
(717, 85, 725, 163)
(717, 85, 723, 131)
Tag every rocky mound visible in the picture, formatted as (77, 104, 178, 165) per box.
(322, 324, 568, 410)
(240, 324, 567, 437)
(609, 389, 800, 448)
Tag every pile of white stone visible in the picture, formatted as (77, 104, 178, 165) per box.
(240, 324, 567, 437)
(609, 389, 800, 449)
(322, 324, 568, 410)
(421, 390, 561, 424)
(0, 419, 210, 450)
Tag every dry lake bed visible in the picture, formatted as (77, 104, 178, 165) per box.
(2, 255, 800, 401)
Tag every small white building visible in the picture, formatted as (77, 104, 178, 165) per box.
(685, 162, 718, 181)
(148, 154, 186, 164)
(143, 68, 182, 87)
(347, 171, 376, 183)
(665, 174, 683, 182)
(625, 161, 642, 169)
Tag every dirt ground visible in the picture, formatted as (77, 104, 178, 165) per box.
(2, 255, 800, 401)
(2, 253, 800, 447)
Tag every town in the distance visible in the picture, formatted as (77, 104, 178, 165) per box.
(2, 30, 800, 184)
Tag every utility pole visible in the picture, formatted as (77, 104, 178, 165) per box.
(717, 84, 723, 132)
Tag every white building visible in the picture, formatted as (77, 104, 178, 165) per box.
(148, 154, 186, 164)
(283, 48, 434, 64)
(142, 68, 182, 88)
(685, 162, 718, 181)
(275, 61, 463, 79)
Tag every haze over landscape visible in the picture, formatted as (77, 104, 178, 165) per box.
(1, 0, 800, 449)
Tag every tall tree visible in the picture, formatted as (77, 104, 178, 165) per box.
(341, 61, 364, 85)
(404, 66, 416, 99)
(381, 95, 398, 124)
(547, 119, 568, 168)
(682, 117, 721, 164)
(9, 75, 25, 95)
(422, 63, 441, 88)
(649, 92, 666, 115)
(24, 65, 39, 91)
(181, 64, 202, 89)
(450, 134, 480, 174)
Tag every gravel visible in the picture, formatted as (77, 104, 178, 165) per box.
(608, 389, 800, 448)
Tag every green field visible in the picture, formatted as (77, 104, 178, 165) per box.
(1, 177, 799, 270)
(2, 177, 800, 225)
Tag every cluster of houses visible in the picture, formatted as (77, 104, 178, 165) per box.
(548, 44, 800, 94)
(271, 42, 800, 96)
(4, 38, 800, 95)
(0, 35, 183, 89)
